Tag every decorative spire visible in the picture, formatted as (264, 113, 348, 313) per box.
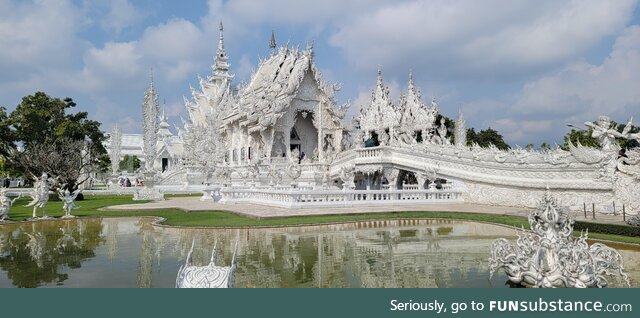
(269, 30, 277, 49)
(212, 21, 233, 83)
(142, 72, 160, 171)
(376, 66, 383, 87)
(157, 103, 173, 140)
(455, 109, 467, 148)
(407, 71, 415, 91)
(218, 21, 225, 52)
(149, 68, 154, 89)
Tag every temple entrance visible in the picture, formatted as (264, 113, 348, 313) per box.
(290, 111, 318, 161)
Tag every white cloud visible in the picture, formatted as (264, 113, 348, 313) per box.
(329, 0, 636, 80)
(99, 0, 141, 34)
(84, 42, 142, 79)
(0, 0, 86, 80)
(487, 25, 640, 145)
(138, 18, 210, 82)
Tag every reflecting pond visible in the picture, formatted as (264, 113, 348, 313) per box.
(0, 218, 638, 288)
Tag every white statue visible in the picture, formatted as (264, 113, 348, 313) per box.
(26, 173, 54, 219)
(489, 191, 629, 288)
(620, 117, 640, 142)
(0, 188, 20, 221)
(58, 188, 81, 218)
(378, 130, 390, 146)
(584, 116, 624, 151)
(437, 118, 450, 145)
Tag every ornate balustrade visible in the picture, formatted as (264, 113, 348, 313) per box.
(356, 147, 383, 158)
(219, 187, 463, 208)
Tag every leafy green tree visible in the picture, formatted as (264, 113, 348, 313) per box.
(540, 142, 551, 151)
(0, 106, 15, 159)
(561, 128, 598, 150)
(467, 127, 509, 150)
(119, 155, 141, 172)
(5, 92, 110, 189)
(525, 144, 534, 150)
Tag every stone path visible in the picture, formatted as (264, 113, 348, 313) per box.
(102, 197, 631, 225)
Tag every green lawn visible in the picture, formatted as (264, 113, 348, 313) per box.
(5, 194, 640, 245)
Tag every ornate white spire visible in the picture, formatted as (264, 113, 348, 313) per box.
(212, 21, 233, 83)
(109, 124, 122, 175)
(358, 68, 399, 138)
(142, 73, 159, 171)
(455, 109, 467, 147)
(157, 104, 173, 140)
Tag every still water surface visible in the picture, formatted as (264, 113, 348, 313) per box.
(0, 217, 638, 288)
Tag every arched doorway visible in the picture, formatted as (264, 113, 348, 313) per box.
(290, 111, 318, 161)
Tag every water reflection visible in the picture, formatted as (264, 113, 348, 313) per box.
(0, 218, 639, 288)
(0, 219, 103, 288)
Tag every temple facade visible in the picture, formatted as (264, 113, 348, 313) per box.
(113, 23, 640, 213)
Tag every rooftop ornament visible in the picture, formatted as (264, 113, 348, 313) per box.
(489, 190, 630, 288)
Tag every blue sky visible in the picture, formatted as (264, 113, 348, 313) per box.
(1, 0, 639, 147)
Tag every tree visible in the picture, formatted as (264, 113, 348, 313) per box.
(17, 138, 104, 191)
(5, 92, 110, 190)
(562, 128, 598, 150)
(119, 155, 141, 172)
(540, 142, 551, 151)
(0, 106, 15, 159)
(525, 144, 534, 151)
(467, 127, 509, 150)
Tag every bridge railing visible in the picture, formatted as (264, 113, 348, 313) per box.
(219, 187, 463, 209)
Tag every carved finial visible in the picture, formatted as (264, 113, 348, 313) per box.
(376, 66, 383, 85)
(269, 30, 277, 51)
(306, 40, 314, 58)
(149, 68, 154, 89)
(217, 21, 225, 53)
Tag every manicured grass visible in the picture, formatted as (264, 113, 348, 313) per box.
(5, 194, 640, 245)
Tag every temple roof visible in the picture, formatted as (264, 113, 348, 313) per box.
(232, 46, 317, 128)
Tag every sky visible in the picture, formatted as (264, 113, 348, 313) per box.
(1, 0, 639, 147)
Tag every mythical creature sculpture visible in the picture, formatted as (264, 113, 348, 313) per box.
(567, 140, 604, 164)
(26, 173, 54, 219)
(286, 147, 302, 183)
(395, 129, 416, 148)
(267, 164, 284, 187)
(584, 116, 624, 152)
(436, 118, 450, 145)
(339, 164, 356, 189)
(0, 188, 20, 221)
(627, 213, 640, 227)
(176, 240, 237, 288)
(489, 190, 629, 288)
(378, 130, 390, 146)
(58, 188, 81, 219)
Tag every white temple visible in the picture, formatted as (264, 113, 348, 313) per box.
(108, 23, 640, 213)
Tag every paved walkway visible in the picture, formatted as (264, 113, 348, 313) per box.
(102, 197, 631, 225)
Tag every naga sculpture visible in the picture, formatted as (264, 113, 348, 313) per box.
(489, 190, 630, 288)
(176, 240, 238, 288)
